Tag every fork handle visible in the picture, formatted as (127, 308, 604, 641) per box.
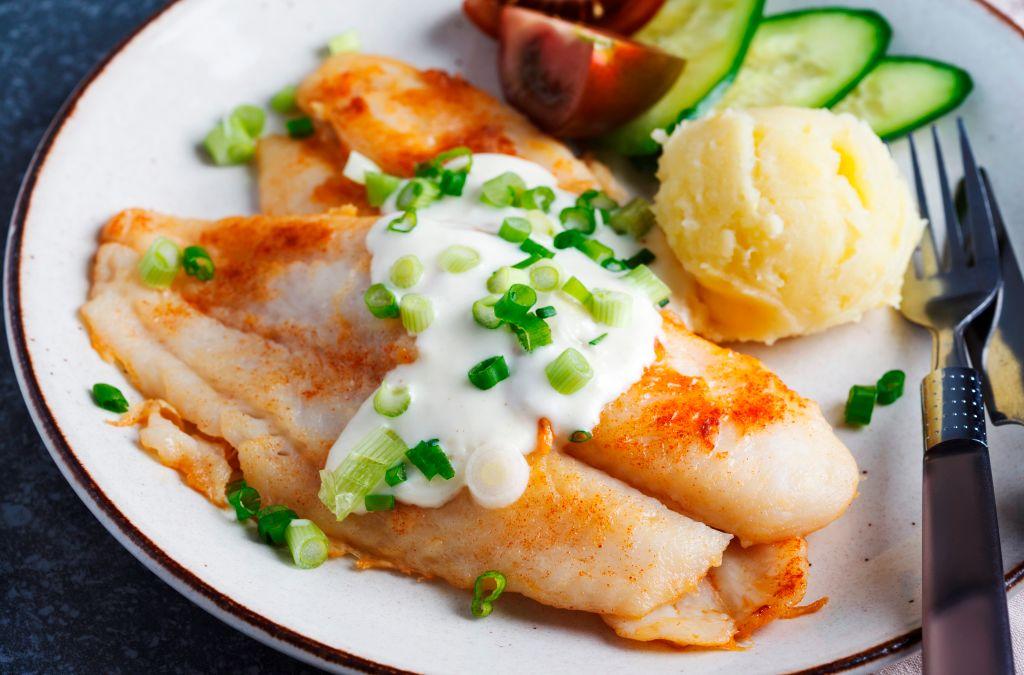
(922, 368, 1014, 675)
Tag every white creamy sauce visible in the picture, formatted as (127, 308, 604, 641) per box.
(324, 154, 662, 510)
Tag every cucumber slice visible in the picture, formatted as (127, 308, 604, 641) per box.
(603, 0, 764, 156)
(713, 8, 891, 111)
(832, 57, 973, 140)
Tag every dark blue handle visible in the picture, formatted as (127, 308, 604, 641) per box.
(923, 440, 1014, 674)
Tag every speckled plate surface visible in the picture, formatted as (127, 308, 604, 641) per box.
(6, 0, 1024, 672)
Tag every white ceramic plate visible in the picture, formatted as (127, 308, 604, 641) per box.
(7, 1, 1024, 672)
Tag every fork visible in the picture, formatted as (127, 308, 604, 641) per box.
(901, 121, 1013, 674)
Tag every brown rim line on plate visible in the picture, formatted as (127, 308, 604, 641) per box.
(4, 1, 1021, 673)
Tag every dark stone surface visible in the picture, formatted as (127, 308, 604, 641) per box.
(0, 2, 317, 672)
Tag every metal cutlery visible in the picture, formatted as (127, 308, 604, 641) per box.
(900, 121, 1014, 675)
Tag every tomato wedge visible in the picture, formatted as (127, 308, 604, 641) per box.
(498, 7, 684, 139)
(464, 0, 665, 37)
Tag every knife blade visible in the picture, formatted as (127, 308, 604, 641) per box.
(964, 169, 1024, 426)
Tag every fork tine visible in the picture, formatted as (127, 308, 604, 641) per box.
(958, 118, 998, 266)
(932, 126, 966, 269)
(908, 133, 940, 277)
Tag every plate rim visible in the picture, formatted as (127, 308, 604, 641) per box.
(4, 1, 1021, 672)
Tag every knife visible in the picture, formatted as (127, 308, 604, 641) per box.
(965, 169, 1024, 426)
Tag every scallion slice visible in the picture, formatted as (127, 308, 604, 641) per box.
(406, 439, 455, 480)
(494, 284, 537, 323)
(529, 261, 561, 291)
(284, 519, 329, 569)
(553, 230, 584, 250)
(487, 266, 529, 294)
(519, 238, 554, 259)
(588, 333, 608, 346)
(876, 370, 906, 405)
(577, 189, 618, 220)
(511, 314, 552, 352)
(624, 264, 670, 307)
(91, 383, 129, 413)
(226, 480, 261, 520)
(439, 245, 480, 273)
(625, 248, 656, 269)
(327, 29, 361, 55)
(387, 210, 418, 233)
(319, 427, 408, 521)
(608, 197, 655, 239)
(471, 571, 507, 618)
(231, 104, 265, 138)
(499, 217, 531, 243)
(534, 305, 556, 319)
(588, 289, 632, 327)
(525, 209, 558, 236)
(270, 85, 297, 113)
(389, 255, 423, 289)
(560, 276, 591, 306)
(286, 116, 315, 139)
(512, 255, 541, 270)
(559, 206, 596, 234)
(472, 295, 503, 329)
(342, 150, 381, 185)
(365, 172, 401, 207)
(569, 430, 593, 443)
(601, 258, 627, 272)
(396, 178, 441, 210)
(364, 494, 396, 512)
(384, 463, 407, 487)
(439, 169, 467, 197)
(416, 146, 472, 177)
(204, 116, 256, 165)
(138, 237, 180, 288)
(578, 239, 614, 265)
(545, 348, 593, 395)
(373, 382, 411, 418)
(520, 186, 556, 212)
(468, 355, 510, 390)
(400, 294, 434, 334)
(364, 283, 399, 319)
(256, 505, 298, 545)
(480, 172, 526, 208)
(845, 385, 877, 425)
(182, 245, 215, 281)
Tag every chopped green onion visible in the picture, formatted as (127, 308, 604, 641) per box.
(588, 289, 632, 327)
(182, 245, 215, 281)
(373, 382, 411, 418)
(342, 150, 381, 185)
(468, 355, 511, 390)
(545, 348, 593, 395)
(319, 427, 408, 521)
(416, 146, 472, 177)
(525, 209, 558, 236)
(472, 294, 503, 329)
(480, 172, 526, 208)
(511, 314, 552, 352)
(286, 116, 315, 139)
(561, 276, 591, 306)
(91, 383, 129, 413)
(494, 284, 537, 322)
(529, 260, 561, 291)
(439, 245, 480, 273)
(588, 333, 608, 346)
(231, 104, 265, 138)
(226, 480, 261, 520)
(601, 258, 627, 272)
(471, 571, 507, 618)
(256, 505, 298, 545)
(396, 178, 441, 210)
(399, 294, 434, 334)
(625, 248, 656, 268)
(439, 169, 467, 196)
(487, 266, 530, 294)
(608, 197, 655, 239)
(389, 255, 423, 289)
(559, 206, 596, 234)
(845, 385, 877, 425)
(365, 172, 401, 207)
(512, 255, 541, 270)
(138, 236, 180, 288)
(387, 210, 418, 233)
(499, 217, 531, 243)
(553, 230, 585, 250)
(520, 186, 556, 212)
(364, 494, 396, 512)
(406, 439, 455, 480)
(534, 305, 557, 319)
(876, 370, 906, 405)
(204, 116, 257, 165)
(578, 239, 614, 265)
(364, 283, 399, 319)
(327, 29, 361, 55)
(570, 430, 593, 443)
(270, 85, 297, 113)
(384, 463, 407, 487)
(285, 519, 329, 569)
(624, 265, 670, 307)
(519, 238, 554, 259)
(577, 189, 618, 220)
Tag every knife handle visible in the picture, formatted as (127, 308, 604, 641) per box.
(921, 368, 1014, 675)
